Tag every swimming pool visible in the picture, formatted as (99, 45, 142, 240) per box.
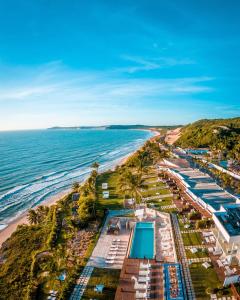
(129, 222, 154, 259)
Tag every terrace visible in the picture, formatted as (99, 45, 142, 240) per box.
(114, 258, 164, 300)
(115, 259, 185, 300)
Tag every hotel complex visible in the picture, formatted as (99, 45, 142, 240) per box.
(70, 152, 240, 300)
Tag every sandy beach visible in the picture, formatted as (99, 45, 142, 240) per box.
(0, 189, 70, 247)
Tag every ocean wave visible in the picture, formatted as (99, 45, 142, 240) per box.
(0, 129, 153, 224)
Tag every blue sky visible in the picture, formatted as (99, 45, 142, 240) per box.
(0, 0, 240, 130)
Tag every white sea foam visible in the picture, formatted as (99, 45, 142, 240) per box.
(0, 129, 153, 224)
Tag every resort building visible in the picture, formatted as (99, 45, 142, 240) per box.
(160, 160, 239, 215)
(213, 204, 240, 265)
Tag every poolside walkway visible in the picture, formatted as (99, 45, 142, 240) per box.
(171, 213, 196, 300)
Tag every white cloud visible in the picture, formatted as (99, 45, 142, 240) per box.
(119, 55, 195, 73)
(0, 61, 214, 130)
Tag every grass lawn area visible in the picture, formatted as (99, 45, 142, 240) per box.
(147, 197, 173, 208)
(96, 171, 123, 210)
(82, 268, 120, 300)
(178, 219, 194, 231)
(190, 263, 231, 299)
(182, 232, 203, 246)
(186, 248, 208, 259)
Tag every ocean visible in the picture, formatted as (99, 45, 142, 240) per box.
(0, 129, 152, 227)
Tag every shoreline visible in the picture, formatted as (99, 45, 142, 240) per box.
(0, 130, 158, 247)
(0, 152, 131, 247)
(0, 189, 70, 247)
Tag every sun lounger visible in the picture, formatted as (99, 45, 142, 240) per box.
(131, 276, 147, 290)
(105, 260, 114, 264)
(108, 251, 117, 255)
(106, 255, 116, 260)
(136, 291, 148, 299)
(138, 276, 150, 283)
(139, 270, 150, 276)
(139, 262, 151, 269)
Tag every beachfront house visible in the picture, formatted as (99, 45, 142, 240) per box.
(102, 182, 108, 189)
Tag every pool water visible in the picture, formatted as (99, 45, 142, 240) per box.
(129, 222, 154, 259)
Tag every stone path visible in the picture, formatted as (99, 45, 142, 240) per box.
(181, 229, 205, 233)
(185, 245, 208, 249)
(188, 257, 211, 263)
(160, 204, 176, 210)
(171, 213, 196, 300)
(69, 265, 94, 300)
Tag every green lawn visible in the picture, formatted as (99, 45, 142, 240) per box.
(147, 197, 173, 207)
(190, 263, 231, 299)
(186, 248, 208, 259)
(96, 171, 123, 211)
(82, 268, 120, 300)
(182, 232, 203, 246)
(178, 219, 194, 231)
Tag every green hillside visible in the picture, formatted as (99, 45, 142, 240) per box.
(175, 117, 240, 160)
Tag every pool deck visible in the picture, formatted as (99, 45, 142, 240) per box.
(115, 258, 165, 300)
(88, 210, 132, 269)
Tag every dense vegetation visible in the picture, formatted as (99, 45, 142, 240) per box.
(175, 118, 240, 160)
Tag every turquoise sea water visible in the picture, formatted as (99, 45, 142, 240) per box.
(130, 222, 154, 259)
(0, 129, 152, 226)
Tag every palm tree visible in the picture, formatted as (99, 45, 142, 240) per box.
(118, 170, 145, 204)
(118, 174, 132, 199)
(36, 205, 49, 222)
(72, 182, 80, 191)
(27, 209, 38, 225)
(91, 162, 99, 172)
(135, 151, 148, 174)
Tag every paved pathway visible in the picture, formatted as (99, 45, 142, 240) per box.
(160, 204, 176, 210)
(181, 229, 205, 233)
(171, 213, 196, 300)
(188, 257, 211, 263)
(185, 245, 208, 249)
(69, 265, 94, 300)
